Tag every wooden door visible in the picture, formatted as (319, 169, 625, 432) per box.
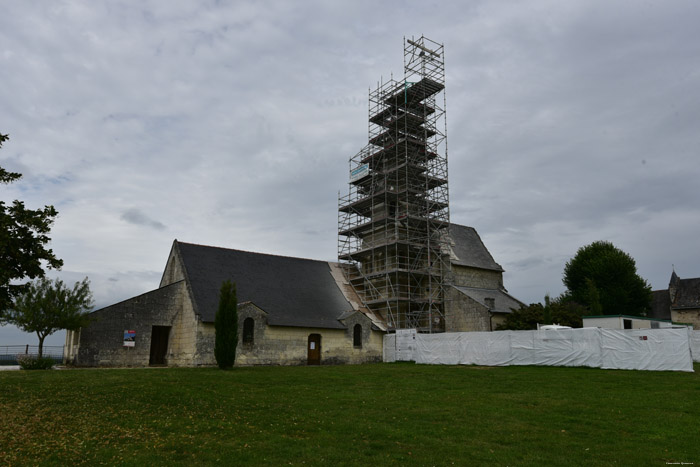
(307, 334, 321, 365)
(149, 326, 170, 365)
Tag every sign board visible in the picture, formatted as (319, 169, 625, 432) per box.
(350, 163, 370, 182)
(123, 330, 136, 347)
(395, 328, 417, 361)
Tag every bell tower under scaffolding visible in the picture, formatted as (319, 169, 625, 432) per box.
(338, 36, 450, 332)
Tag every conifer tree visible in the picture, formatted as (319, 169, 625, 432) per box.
(214, 280, 238, 369)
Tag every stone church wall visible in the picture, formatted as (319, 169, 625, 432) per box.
(72, 281, 194, 367)
(445, 288, 491, 332)
(452, 264, 503, 289)
(193, 303, 383, 366)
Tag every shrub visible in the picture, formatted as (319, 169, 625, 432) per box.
(17, 354, 55, 370)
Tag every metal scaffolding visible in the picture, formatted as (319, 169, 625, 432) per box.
(338, 36, 450, 332)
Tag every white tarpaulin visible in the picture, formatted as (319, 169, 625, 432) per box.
(383, 328, 694, 372)
(686, 330, 700, 362)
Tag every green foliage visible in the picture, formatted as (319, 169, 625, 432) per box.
(16, 354, 56, 370)
(496, 297, 587, 330)
(1, 133, 63, 312)
(214, 280, 238, 369)
(563, 241, 652, 316)
(0, 277, 93, 357)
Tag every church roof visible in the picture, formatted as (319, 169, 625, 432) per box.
(673, 277, 700, 309)
(452, 286, 522, 314)
(175, 242, 352, 328)
(447, 224, 504, 271)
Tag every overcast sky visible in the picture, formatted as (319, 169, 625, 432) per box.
(2, 0, 699, 346)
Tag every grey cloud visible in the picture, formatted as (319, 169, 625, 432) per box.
(120, 208, 166, 231)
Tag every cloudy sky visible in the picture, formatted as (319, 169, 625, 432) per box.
(2, 0, 699, 346)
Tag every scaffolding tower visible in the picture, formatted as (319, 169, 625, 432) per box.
(338, 36, 450, 333)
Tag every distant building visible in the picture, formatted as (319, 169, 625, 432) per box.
(650, 271, 700, 329)
(582, 315, 679, 330)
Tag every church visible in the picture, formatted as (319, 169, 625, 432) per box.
(65, 224, 522, 367)
(65, 36, 524, 367)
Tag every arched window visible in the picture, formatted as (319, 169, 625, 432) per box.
(353, 324, 362, 348)
(243, 317, 254, 345)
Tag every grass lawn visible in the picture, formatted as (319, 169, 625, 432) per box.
(1, 363, 698, 465)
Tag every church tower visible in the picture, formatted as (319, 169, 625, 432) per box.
(338, 36, 450, 332)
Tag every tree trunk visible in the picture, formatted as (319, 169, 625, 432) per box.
(37, 333, 45, 358)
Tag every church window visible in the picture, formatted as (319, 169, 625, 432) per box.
(243, 318, 254, 345)
(353, 324, 362, 348)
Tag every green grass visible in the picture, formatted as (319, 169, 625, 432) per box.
(1, 363, 698, 466)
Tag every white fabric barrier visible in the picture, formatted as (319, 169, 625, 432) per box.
(383, 334, 396, 363)
(687, 330, 700, 362)
(383, 328, 694, 372)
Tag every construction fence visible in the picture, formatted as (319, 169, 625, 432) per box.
(384, 328, 697, 372)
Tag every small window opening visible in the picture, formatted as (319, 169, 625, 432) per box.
(353, 324, 362, 348)
(243, 317, 254, 345)
(623, 319, 632, 330)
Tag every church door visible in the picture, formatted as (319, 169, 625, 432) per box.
(307, 334, 321, 365)
(149, 326, 170, 365)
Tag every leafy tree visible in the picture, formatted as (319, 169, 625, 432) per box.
(215, 280, 238, 369)
(496, 297, 587, 330)
(1, 133, 63, 312)
(0, 277, 93, 357)
(563, 241, 651, 316)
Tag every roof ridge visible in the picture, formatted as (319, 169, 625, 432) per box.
(175, 240, 334, 264)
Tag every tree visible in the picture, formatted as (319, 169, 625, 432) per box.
(1, 133, 63, 312)
(496, 296, 588, 330)
(562, 241, 651, 316)
(0, 277, 93, 357)
(214, 280, 238, 369)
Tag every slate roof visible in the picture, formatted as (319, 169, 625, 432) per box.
(175, 242, 352, 328)
(452, 286, 522, 314)
(447, 224, 504, 271)
(673, 277, 700, 309)
(649, 290, 672, 320)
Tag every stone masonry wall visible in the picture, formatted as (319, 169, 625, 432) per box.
(73, 281, 194, 367)
(672, 309, 700, 329)
(194, 303, 383, 366)
(452, 264, 503, 289)
(445, 287, 491, 332)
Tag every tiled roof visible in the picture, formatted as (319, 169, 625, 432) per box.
(447, 224, 504, 271)
(176, 242, 352, 328)
(452, 286, 523, 313)
(673, 277, 700, 309)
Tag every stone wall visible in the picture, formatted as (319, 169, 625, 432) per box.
(159, 245, 186, 287)
(72, 281, 195, 367)
(194, 303, 384, 366)
(672, 309, 700, 329)
(452, 264, 503, 289)
(444, 287, 491, 332)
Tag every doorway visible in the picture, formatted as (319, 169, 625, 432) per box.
(149, 326, 170, 366)
(307, 334, 321, 365)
